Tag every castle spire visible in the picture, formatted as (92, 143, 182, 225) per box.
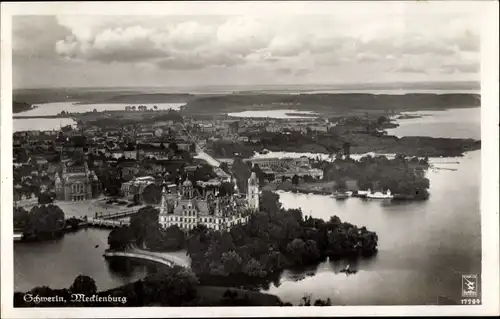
(159, 186, 167, 215)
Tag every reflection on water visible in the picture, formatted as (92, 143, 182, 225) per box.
(14, 107, 481, 305)
(228, 109, 318, 119)
(261, 150, 480, 305)
(387, 107, 480, 139)
(13, 118, 77, 133)
(14, 101, 185, 132)
(16, 102, 185, 117)
(14, 228, 148, 292)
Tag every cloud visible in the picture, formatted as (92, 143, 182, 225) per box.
(275, 68, 293, 75)
(275, 68, 311, 77)
(396, 66, 429, 74)
(441, 62, 479, 74)
(56, 26, 167, 63)
(13, 16, 71, 59)
(12, 9, 483, 88)
(52, 14, 480, 72)
(53, 16, 273, 70)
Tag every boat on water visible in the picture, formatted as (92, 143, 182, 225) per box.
(14, 233, 24, 242)
(333, 191, 350, 200)
(366, 189, 393, 199)
(353, 190, 369, 198)
(340, 264, 358, 275)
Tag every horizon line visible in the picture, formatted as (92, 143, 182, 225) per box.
(14, 80, 481, 91)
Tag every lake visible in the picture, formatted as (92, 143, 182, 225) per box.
(13, 118, 78, 133)
(13, 107, 481, 305)
(227, 109, 318, 119)
(386, 107, 480, 139)
(262, 149, 480, 305)
(14, 228, 148, 292)
(13, 102, 185, 133)
(15, 102, 185, 117)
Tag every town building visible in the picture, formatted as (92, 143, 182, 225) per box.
(121, 176, 156, 199)
(244, 156, 310, 170)
(55, 160, 97, 201)
(158, 173, 260, 232)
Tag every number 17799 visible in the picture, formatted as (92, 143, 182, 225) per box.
(461, 299, 481, 305)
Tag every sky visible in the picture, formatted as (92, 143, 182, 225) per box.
(11, 2, 482, 89)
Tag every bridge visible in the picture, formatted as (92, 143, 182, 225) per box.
(94, 209, 139, 220)
(103, 249, 190, 268)
(85, 218, 130, 229)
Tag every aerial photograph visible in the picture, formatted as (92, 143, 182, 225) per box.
(6, 1, 490, 312)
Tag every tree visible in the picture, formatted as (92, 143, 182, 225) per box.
(259, 190, 282, 214)
(342, 142, 351, 158)
(38, 192, 54, 204)
(314, 298, 332, 306)
(23, 204, 65, 238)
(129, 206, 160, 248)
(243, 258, 267, 277)
(146, 225, 186, 251)
(69, 275, 97, 295)
(93, 108, 97, 112)
(300, 294, 312, 306)
(13, 206, 30, 230)
(141, 184, 162, 205)
(286, 238, 307, 264)
(108, 226, 134, 250)
(334, 179, 347, 191)
(169, 142, 179, 153)
(153, 105, 158, 110)
(221, 250, 243, 275)
(291, 174, 300, 186)
(141, 267, 198, 306)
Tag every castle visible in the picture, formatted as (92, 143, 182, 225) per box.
(55, 160, 97, 201)
(158, 172, 260, 232)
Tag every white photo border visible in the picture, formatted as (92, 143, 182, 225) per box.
(1, 1, 498, 317)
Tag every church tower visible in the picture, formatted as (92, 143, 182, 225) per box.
(247, 172, 259, 211)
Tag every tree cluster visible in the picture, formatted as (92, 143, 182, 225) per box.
(14, 204, 65, 239)
(323, 155, 430, 199)
(108, 206, 186, 252)
(186, 190, 378, 278)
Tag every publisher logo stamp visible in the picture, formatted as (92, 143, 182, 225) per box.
(462, 274, 478, 297)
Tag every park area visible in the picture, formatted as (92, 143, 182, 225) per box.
(55, 196, 146, 219)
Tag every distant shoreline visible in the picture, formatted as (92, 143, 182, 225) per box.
(13, 105, 481, 120)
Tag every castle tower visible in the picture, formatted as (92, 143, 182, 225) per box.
(247, 172, 259, 211)
(55, 172, 63, 200)
(159, 186, 168, 215)
(182, 179, 194, 199)
(158, 186, 169, 229)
